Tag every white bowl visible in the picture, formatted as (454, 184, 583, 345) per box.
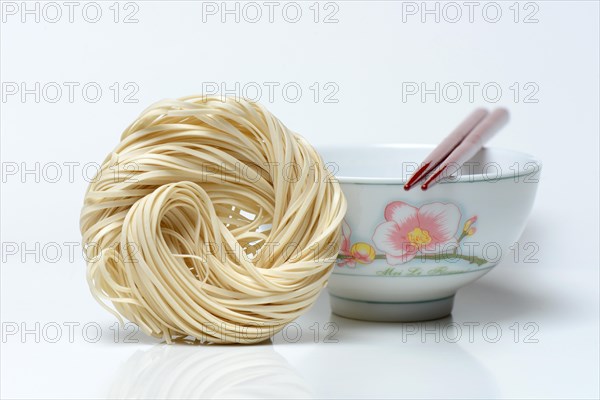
(318, 144, 542, 321)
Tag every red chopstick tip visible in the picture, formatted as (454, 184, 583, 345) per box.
(403, 163, 430, 192)
(420, 165, 446, 191)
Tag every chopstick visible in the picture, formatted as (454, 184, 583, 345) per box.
(404, 108, 489, 191)
(420, 108, 509, 190)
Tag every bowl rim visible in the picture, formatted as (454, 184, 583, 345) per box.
(316, 143, 543, 185)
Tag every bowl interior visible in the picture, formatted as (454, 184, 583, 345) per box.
(317, 144, 541, 184)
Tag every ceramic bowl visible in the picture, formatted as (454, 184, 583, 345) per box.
(318, 144, 542, 322)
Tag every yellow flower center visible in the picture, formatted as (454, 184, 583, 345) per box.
(407, 227, 432, 247)
(350, 242, 376, 264)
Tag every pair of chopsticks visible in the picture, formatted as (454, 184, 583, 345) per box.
(404, 108, 509, 191)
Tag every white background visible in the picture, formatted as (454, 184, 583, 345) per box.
(1, 1, 599, 398)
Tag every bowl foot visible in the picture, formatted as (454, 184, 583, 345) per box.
(329, 294, 454, 322)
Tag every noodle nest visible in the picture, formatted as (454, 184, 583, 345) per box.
(80, 96, 346, 344)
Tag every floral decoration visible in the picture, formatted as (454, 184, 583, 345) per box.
(336, 201, 486, 267)
(337, 220, 376, 267)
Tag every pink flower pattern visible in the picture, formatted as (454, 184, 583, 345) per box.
(337, 220, 356, 267)
(372, 201, 462, 265)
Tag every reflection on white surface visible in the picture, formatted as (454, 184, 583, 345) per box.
(109, 342, 312, 399)
(285, 314, 500, 399)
